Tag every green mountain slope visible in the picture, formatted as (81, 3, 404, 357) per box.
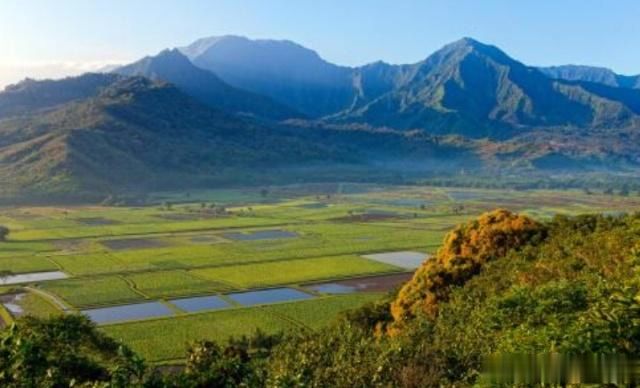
(335, 38, 640, 138)
(0, 73, 122, 118)
(0, 75, 485, 199)
(115, 49, 302, 120)
(0, 77, 355, 198)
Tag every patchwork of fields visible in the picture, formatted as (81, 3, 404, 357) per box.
(1, 184, 639, 362)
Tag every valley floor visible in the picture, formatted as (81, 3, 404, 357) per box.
(0, 183, 638, 362)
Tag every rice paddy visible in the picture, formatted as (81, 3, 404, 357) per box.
(1, 184, 639, 362)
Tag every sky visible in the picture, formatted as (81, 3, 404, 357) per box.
(1, 0, 639, 88)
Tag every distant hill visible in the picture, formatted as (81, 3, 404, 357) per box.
(180, 35, 356, 117)
(114, 49, 301, 120)
(0, 75, 483, 199)
(540, 65, 640, 89)
(0, 73, 122, 118)
(0, 77, 358, 198)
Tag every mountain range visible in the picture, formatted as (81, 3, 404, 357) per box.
(0, 36, 639, 199)
(179, 36, 640, 138)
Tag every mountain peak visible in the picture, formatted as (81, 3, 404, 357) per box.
(442, 37, 507, 57)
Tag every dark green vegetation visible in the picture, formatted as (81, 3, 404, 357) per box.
(2, 207, 639, 387)
(0, 76, 356, 198)
(2, 37, 640, 199)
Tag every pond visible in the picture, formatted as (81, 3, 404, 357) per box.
(169, 295, 230, 312)
(226, 288, 313, 306)
(222, 230, 298, 241)
(83, 301, 174, 324)
(362, 251, 430, 269)
(0, 271, 68, 285)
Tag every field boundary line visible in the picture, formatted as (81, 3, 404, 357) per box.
(263, 306, 313, 331)
(43, 256, 64, 271)
(185, 270, 240, 290)
(25, 286, 72, 312)
(119, 275, 151, 299)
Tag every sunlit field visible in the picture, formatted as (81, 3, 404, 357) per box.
(1, 183, 639, 362)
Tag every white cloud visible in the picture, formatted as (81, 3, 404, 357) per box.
(0, 60, 128, 90)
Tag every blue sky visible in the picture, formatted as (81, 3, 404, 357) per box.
(0, 0, 638, 87)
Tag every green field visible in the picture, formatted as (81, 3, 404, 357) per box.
(1, 184, 640, 361)
(191, 255, 400, 288)
(126, 270, 233, 298)
(103, 293, 382, 362)
(42, 276, 144, 307)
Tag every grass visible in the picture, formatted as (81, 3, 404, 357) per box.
(191, 256, 400, 288)
(0, 241, 55, 258)
(15, 292, 62, 318)
(102, 293, 379, 362)
(103, 307, 297, 362)
(126, 270, 233, 298)
(41, 276, 143, 307)
(0, 256, 58, 274)
(43, 222, 439, 277)
(261, 292, 383, 329)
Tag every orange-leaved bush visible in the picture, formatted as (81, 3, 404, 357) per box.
(390, 209, 545, 329)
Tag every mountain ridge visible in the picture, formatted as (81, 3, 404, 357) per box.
(114, 49, 302, 120)
(180, 35, 640, 138)
(1, 36, 640, 200)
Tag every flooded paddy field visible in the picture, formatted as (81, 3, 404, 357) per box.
(227, 288, 313, 306)
(0, 271, 68, 285)
(83, 302, 174, 324)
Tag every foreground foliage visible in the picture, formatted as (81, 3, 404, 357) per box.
(390, 209, 545, 326)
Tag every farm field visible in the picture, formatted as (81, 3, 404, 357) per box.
(1, 184, 639, 361)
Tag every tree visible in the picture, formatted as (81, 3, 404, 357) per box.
(260, 188, 269, 198)
(390, 209, 546, 327)
(0, 226, 9, 241)
(0, 315, 146, 386)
